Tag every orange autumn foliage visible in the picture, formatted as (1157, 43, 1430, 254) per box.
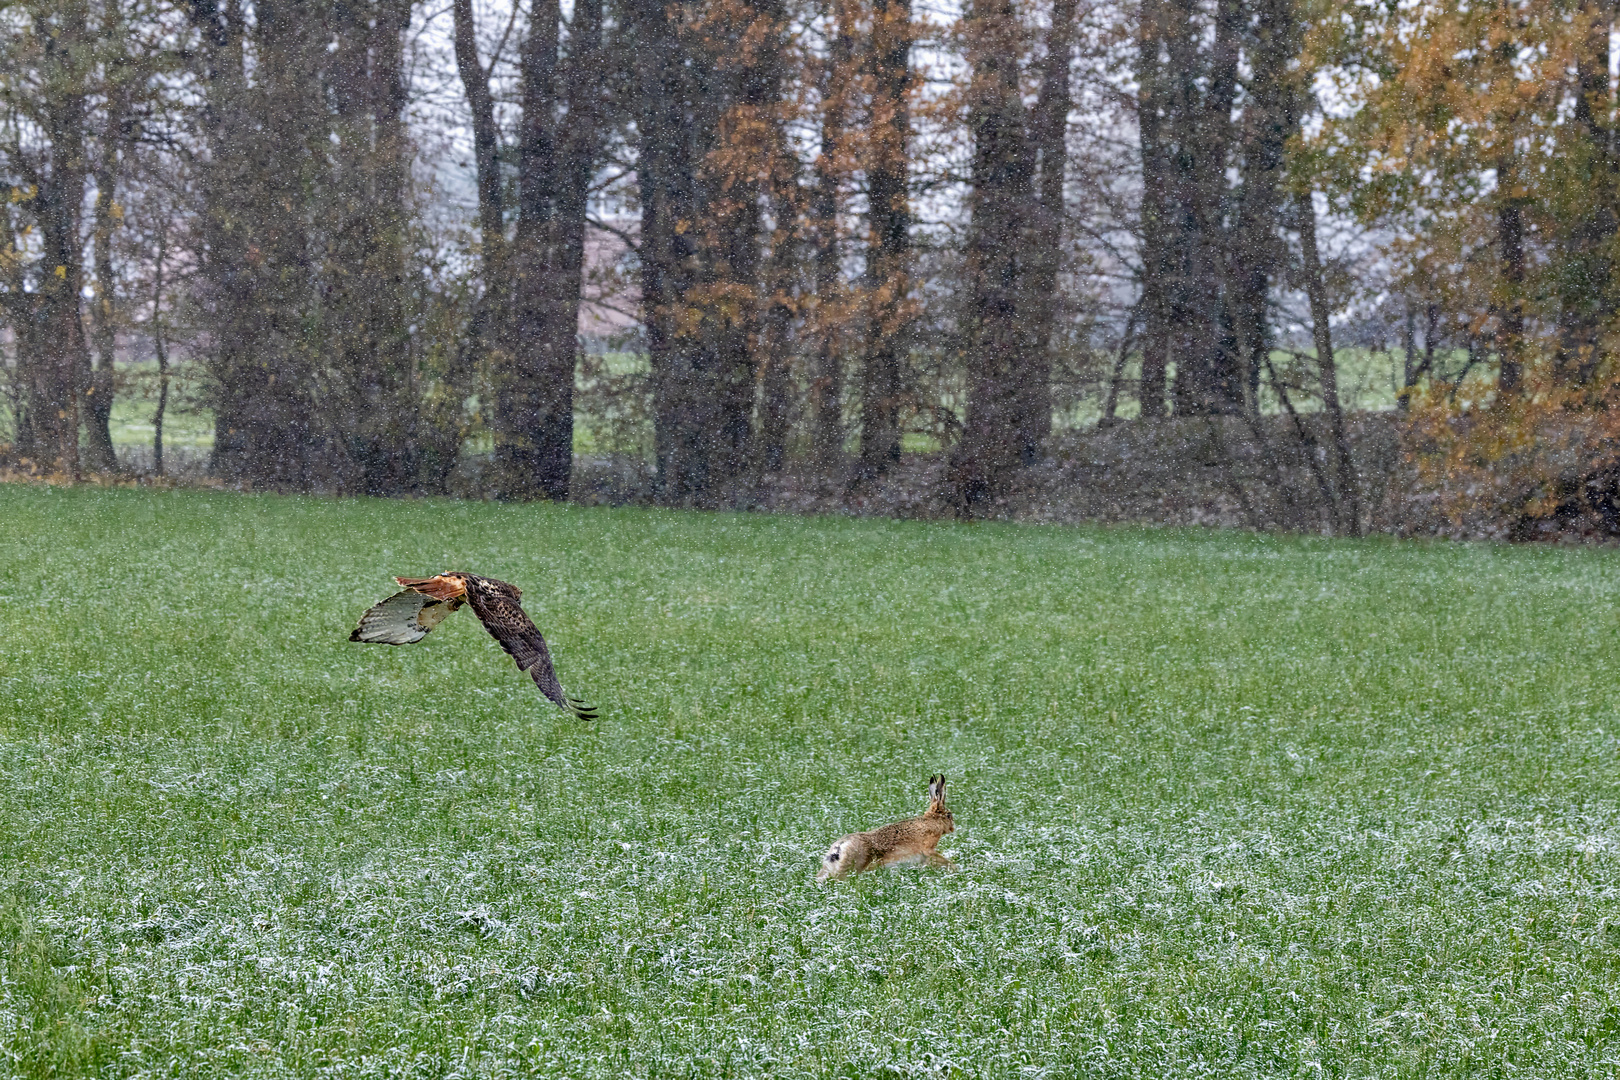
(1406, 365, 1620, 537)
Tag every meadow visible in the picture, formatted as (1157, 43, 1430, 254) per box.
(2, 483, 1619, 1077)
(53, 344, 1455, 469)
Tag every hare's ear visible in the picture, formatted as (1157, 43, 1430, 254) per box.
(929, 774, 946, 805)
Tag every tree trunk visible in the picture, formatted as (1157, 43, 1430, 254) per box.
(22, 0, 94, 476)
(635, 0, 781, 504)
(749, 0, 800, 474)
(1397, 303, 1417, 411)
(755, 143, 803, 472)
(492, 0, 601, 501)
(546, 0, 604, 488)
(698, 0, 779, 495)
(451, 0, 509, 482)
(328, 0, 418, 494)
(756, 228, 798, 473)
(1555, 0, 1618, 383)
(192, 0, 325, 489)
(2, 200, 33, 455)
(1135, 0, 1170, 419)
(151, 220, 170, 477)
(632, 0, 715, 503)
(1017, 0, 1077, 461)
(454, 0, 506, 267)
(85, 67, 131, 475)
(854, 0, 913, 482)
(494, 0, 565, 499)
(1227, 0, 1298, 416)
(1496, 155, 1526, 396)
(950, 0, 1034, 513)
(1167, 0, 1243, 416)
(1099, 302, 1141, 426)
(1299, 193, 1360, 536)
(810, 0, 854, 464)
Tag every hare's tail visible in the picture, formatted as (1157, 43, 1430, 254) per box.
(817, 837, 858, 882)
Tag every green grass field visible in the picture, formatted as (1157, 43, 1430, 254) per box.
(3, 485, 1620, 1077)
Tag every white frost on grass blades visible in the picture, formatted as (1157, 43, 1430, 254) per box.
(14, 802, 1618, 1066)
(9, 488, 1620, 1075)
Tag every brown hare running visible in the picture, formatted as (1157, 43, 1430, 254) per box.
(817, 775, 957, 882)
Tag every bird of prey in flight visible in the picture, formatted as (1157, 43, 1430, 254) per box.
(350, 572, 598, 720)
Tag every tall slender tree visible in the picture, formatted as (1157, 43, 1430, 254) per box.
(753, 72, 808, 471)
(1017, 0, 1077, 461)
(1165, 0, 1243, 416)
(854, 0, 914, 482)
(190, 0, 326, 488)
(452, 0, 510, 398)
(1226, 0, 1300, 412)
(809, 0, 856, 463)
(1554, 0, 1617, 383)
(694, 0, 780, 492)
(149, 216, 171, 477)
(950, 0, 1033, 511)
(1135, 0, 1295, 420)
(1298, 192, 1359, 534)
(490, 0, 604, 500)
(1135, 0, 1171, 419)
(326, 0, 420, 494)
(7, 0, 97, 475)
(84, 10, 139, 475)
(631, 0, 720, 501)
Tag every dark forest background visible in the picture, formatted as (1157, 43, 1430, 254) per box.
(6, 0, 1620, 532)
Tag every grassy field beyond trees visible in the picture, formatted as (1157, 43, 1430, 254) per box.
(3, 485, 1620, 1077)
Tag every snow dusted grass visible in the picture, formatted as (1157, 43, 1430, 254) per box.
(3, 484, 1620, 1077)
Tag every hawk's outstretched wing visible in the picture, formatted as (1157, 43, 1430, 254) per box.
(349, 589, 465, 644)
(462, 575, 598, 721)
